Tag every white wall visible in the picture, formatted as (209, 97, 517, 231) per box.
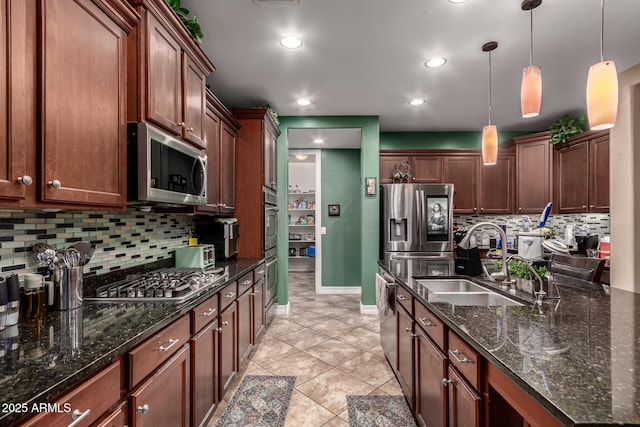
(610, 62, 640, 292)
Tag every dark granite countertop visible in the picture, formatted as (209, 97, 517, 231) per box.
(379, 259, 640, 426)
(0, 257, 263, 426)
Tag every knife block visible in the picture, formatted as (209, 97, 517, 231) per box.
(454, 247, 483, 276)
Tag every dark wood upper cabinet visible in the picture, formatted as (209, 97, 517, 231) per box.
(511, 132, 554, 215)
(379, 154, 441, 183)
(442, 155, 478, 214)
(39, 0, 136, 208)
(380, 155, 410, 183)
(478, 153, 515, 215)
(554, 130, 609, 214)
(127, 0, 214, 149)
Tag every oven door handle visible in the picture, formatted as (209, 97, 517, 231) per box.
(266, 207, 279, 212)
(266, 257, 279, 268)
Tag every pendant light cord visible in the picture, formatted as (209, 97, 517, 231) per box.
(529, 9, 534, 66)
(488, 51, 492, 125)
(600, 0, 604, 62)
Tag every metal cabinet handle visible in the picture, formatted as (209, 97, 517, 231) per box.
(243, 280, 252, 285)
(68, 409, 91, 426)
(419, 317, 435, 327)
(48, 180, 61, 189)
(397, 294, 408, 301)
(449, 349, 471, 365)
(202, 308, 216, 317)
(157, 338, 179, 352)
(442, 379, 454, 386)
(225, 292, 236, 298)
(136, 404, 150, 414)
(251, 290, 260, 295)
(17, 176, 33, 185)
(257, 269, 265, 275)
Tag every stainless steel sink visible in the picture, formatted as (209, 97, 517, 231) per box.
(428, 292, 523, 306)
(416, 279, 489, 294)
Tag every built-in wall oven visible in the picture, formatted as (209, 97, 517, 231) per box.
(264, 188, 278, 322)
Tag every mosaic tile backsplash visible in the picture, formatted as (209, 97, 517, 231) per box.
(0, 209, 195, 281)
(454, 213, 611, 239)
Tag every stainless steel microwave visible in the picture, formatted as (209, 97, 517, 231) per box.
(127, 122, 207, 206)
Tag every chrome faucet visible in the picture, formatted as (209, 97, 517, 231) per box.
(458, 222, 508, 283)
(505, 254, 545, 300)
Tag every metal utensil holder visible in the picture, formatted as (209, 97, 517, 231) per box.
(47, 266, 84, 310)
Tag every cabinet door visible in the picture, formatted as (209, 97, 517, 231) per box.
(0, 0, 33, 201)
(589, 136, 609, 212)
(412, 155, 442, 183)
(200, 103, 221, 213)
(220, 121, 237, 213)
(252, 279, 266, 343)
(95, 402, 128, 427)
(237, 290, 252, 364)
(443, 156, 478, 214)
(396, 305, 415, 408)
(447, 366, 481, 427)
(219, 303, 238, 398)
(478, 153, 514, 214)
(146, 13, 182, 135)
(556, 142, 589, 214)
(130, 344, 190, 427)
(415, 328, 448, 427)
(516, 138, 552, 214)
(40, 0, 127, 207)
(191, 319, 218, 427)
(182, 53, 206, 148)
(380, 155, 410, 184)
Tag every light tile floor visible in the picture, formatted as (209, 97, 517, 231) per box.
(208, 272, 403, 426)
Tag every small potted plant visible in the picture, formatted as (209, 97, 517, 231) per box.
(495, 260, 548, 294)
(548, 114, 586, 145)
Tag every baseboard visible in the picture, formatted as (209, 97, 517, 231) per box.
(359, 304, 379, 315)
(315, 286, 361, 295)
(276, 302, 290, 315)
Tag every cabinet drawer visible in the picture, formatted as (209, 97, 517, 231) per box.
(219, 281, 238, 312)
(191, 293, 219, 334)
(415, 300, 445, 351)
(448, 331, 481, 390)
(129, 314, 190, 388)
(396, 286, 413, 314)
(254, 262, 266, 282)
(21, 360, 123, 427)
(238, 271, 254, 295)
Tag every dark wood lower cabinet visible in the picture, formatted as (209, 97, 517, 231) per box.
(415, 328, 448, 427)
(130, 344, 191, 427)
(219, 303, 238, 398)
(396, 305, 415, 408)
(191, 320, 219, 427)
(237, 290, 252, 364)
(251, 279, 266, 343)
(95, 402, 128, 427)
(447, 366, 481, 427)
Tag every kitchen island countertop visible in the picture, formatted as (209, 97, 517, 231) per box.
(379, 258, 640, 426)
(0, 257, 263, 426)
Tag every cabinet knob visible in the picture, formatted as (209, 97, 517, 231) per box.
(519, 207, 522, 211)
(188, 127, 194, 132)
(179, 122, 186, 128)
(590, 205, 595, 208)
(412, 177, 416, 181)
(473, 207, 477, 211)
(48, 180, 61, 189)
(136, 404, 150, 414)
(442, 379, 454, 386)
(582, 205, 587, 209)
(217, 327, 223, 333)
(480, 207, 484, 212)
(17, 176, 33, 186)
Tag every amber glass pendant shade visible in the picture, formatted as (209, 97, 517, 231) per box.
(586, 60, 618, 130)
(481, 125, 498, 165)
(521, 65, 542, 118)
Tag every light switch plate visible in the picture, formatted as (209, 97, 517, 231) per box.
(321, 227, 327, 235)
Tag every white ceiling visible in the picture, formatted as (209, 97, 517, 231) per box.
(182, 0, 640, 137)
(287, 128, 362, 149)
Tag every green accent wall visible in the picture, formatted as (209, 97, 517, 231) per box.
(321, 150, 361, 287)
(276, 116, 380, 307)
(380, 131, 531, 150)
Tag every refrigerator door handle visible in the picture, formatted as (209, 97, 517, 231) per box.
(420, 189, 426, 246)
(416, 189, 422, 245)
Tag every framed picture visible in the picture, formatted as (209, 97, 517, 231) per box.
(365, 177, 377, 196)
(328, 204, 340, 216)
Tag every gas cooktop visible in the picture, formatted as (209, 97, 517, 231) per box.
(84, 267, 228, 304)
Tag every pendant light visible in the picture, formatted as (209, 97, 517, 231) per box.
(586, 0, 618, 130)
(521, 0, 542, 118)
(481, 42, 498, 166)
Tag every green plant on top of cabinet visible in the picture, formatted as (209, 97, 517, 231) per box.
(127, 0, 214, 149)
(1, 0, 137, 210)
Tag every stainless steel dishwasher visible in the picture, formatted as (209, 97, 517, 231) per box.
(376, 267, 397, 370)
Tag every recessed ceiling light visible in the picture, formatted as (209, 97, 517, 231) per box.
(409, 98, 425, 106)
(449, 0, 468, 3)
(313, 139, 324, 144)
(295, 154, 308, 160)
(297, 98, 311, 106)
(280, 35, 303, 49)
(425, 57, 447, 68)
